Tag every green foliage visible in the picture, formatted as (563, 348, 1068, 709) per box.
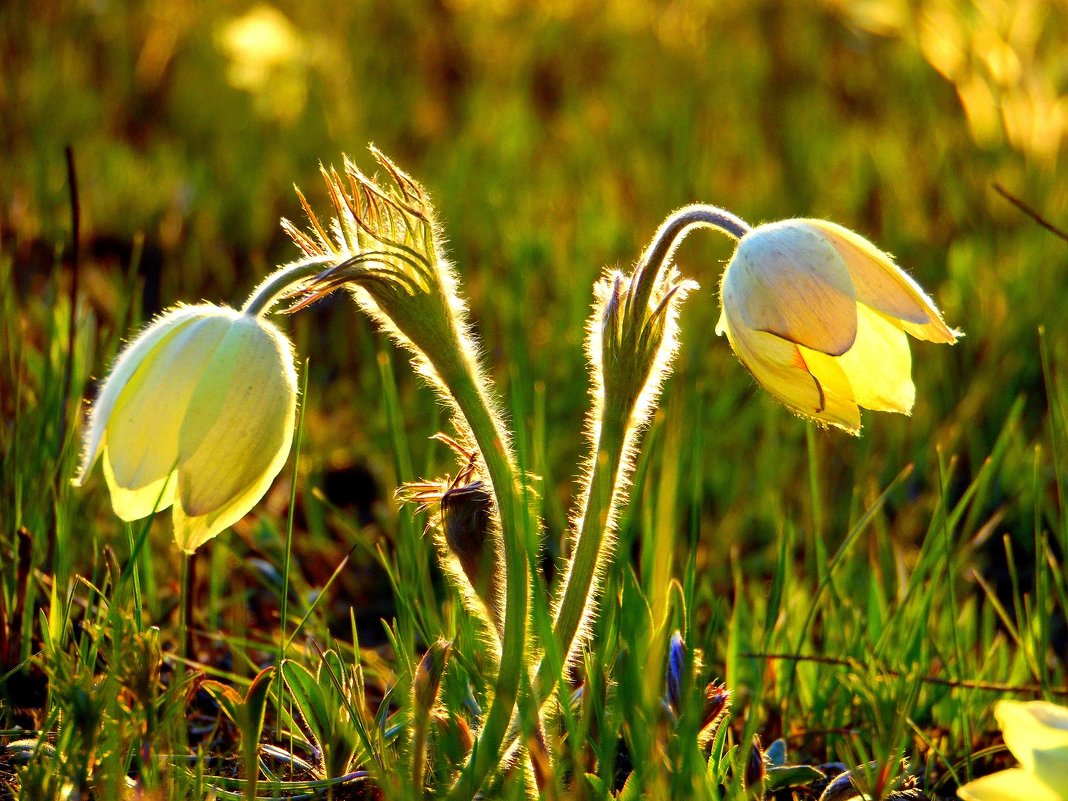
(2, 1, 1067, 799)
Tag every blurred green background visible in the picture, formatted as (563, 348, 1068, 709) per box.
(3, 0, 1066, 641)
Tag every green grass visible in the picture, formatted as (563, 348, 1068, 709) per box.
(2, 1, 1067, 799)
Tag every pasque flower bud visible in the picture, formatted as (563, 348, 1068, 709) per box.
(414, 639, 452, 715)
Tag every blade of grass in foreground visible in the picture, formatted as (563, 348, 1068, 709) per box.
(276, 357, 310, 737)
(783, 464, 913, 705)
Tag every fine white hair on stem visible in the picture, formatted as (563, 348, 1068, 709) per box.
(284, 152, 540, 797)
(553, 267, 695, 673)
(546, 204, 748, 687)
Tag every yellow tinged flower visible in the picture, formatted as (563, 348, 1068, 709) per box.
(74, 304, 298, 553)
(958, 701, 1068, 801)
(716, 219, 960, 433)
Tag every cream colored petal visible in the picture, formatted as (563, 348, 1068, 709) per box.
(997, 701, 1068, 793)
(957, 768, 1063, 801)
(720, 303, 861, 432)
(809, 219, 960, 343)
(105, 312, 236, 496)
(795, 344, 865, 430)
(102, 448, 176, 521)
(831, 305, 914, 414)
(172, 440, 289, 553)
(728, 221, 858, 356)
(172, 317, 297, 551)
(74, 305, 205, 485)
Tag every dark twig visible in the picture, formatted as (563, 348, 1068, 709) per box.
(57, 146, 81, 478)
(993, 183, 1068, 243)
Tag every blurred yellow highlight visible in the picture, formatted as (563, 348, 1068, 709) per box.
(217, 5, 307, 122)
(829, 0, 1068, 163)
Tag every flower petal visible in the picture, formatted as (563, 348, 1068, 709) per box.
(720, 305, 861, 432)
(173, 317, 298, 552)
(809, 219, 960, 344)
(957, 768, 1063, 801)
(997, 701, 1068, 794)
(806, 305, 915, 414)
(103, 312, 234, 496)
(728, 221, 859, 356)
(74, 305, 205, 485)
(102, 450, 176, 522)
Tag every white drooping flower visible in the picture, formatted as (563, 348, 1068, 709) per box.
(717, 219, 960, 433)
(74, 303, 298, 553)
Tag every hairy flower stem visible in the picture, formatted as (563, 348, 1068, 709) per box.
(538, 407, 627, 688)
(411, 714, 429, 794)
(241, 259, 335, 317)
(429, 342, 531, 801)
(628, 205, 750, 315)
(538, 205, 751, 706)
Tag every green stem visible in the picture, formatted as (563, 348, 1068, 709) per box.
(540, 206, 751, 706)
(178, 551, 195, 669)
(439, 346, 530, 801)
(125, 524, 143, 632)
(277, 359, 311, 736)
(538, 411, 628, 692)
(411, 712, 429, 795)
(241, 258, 334, 318)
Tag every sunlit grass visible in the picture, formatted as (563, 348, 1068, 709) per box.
(2, 1, 1067, 799)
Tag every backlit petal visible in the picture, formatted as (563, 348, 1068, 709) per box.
(102, 449, 176, 522)
(105, 312, 235, 498)
(957, 768, 1063, 801)
(74, 305, 204, 485)
(807, 305, 915, 414)
(173, 317, 298, 552)
(720, 304, 861, 432)
(728, 221, 858, 356)
(809, 219, 959, 343)
(997, 701, 1068, 794)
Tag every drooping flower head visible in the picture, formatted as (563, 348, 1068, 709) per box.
(74, 304, 298, 553)
(958, 700, 1068, 801)
(716, 219, 960, 433)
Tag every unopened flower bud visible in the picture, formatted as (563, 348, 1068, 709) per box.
(434, 710, 474, 765)
(665, 630, 686, 717)
(744, 735, 767, 794)
(440, 480, 501, 624)
(699, 680, 731, 745)
(414, 639, 452, 715)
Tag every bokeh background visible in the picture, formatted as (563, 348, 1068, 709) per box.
(3, 0, 1067, 668)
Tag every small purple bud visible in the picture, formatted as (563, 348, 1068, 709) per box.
(666, 630, 686, 716)
(743, 734, 767, 791)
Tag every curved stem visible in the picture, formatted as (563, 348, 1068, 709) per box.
(540, 205, 751, 707)
(629, 205, 751, 316)
(433, 346, 530, 801)
(241, 258, 335, 317)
